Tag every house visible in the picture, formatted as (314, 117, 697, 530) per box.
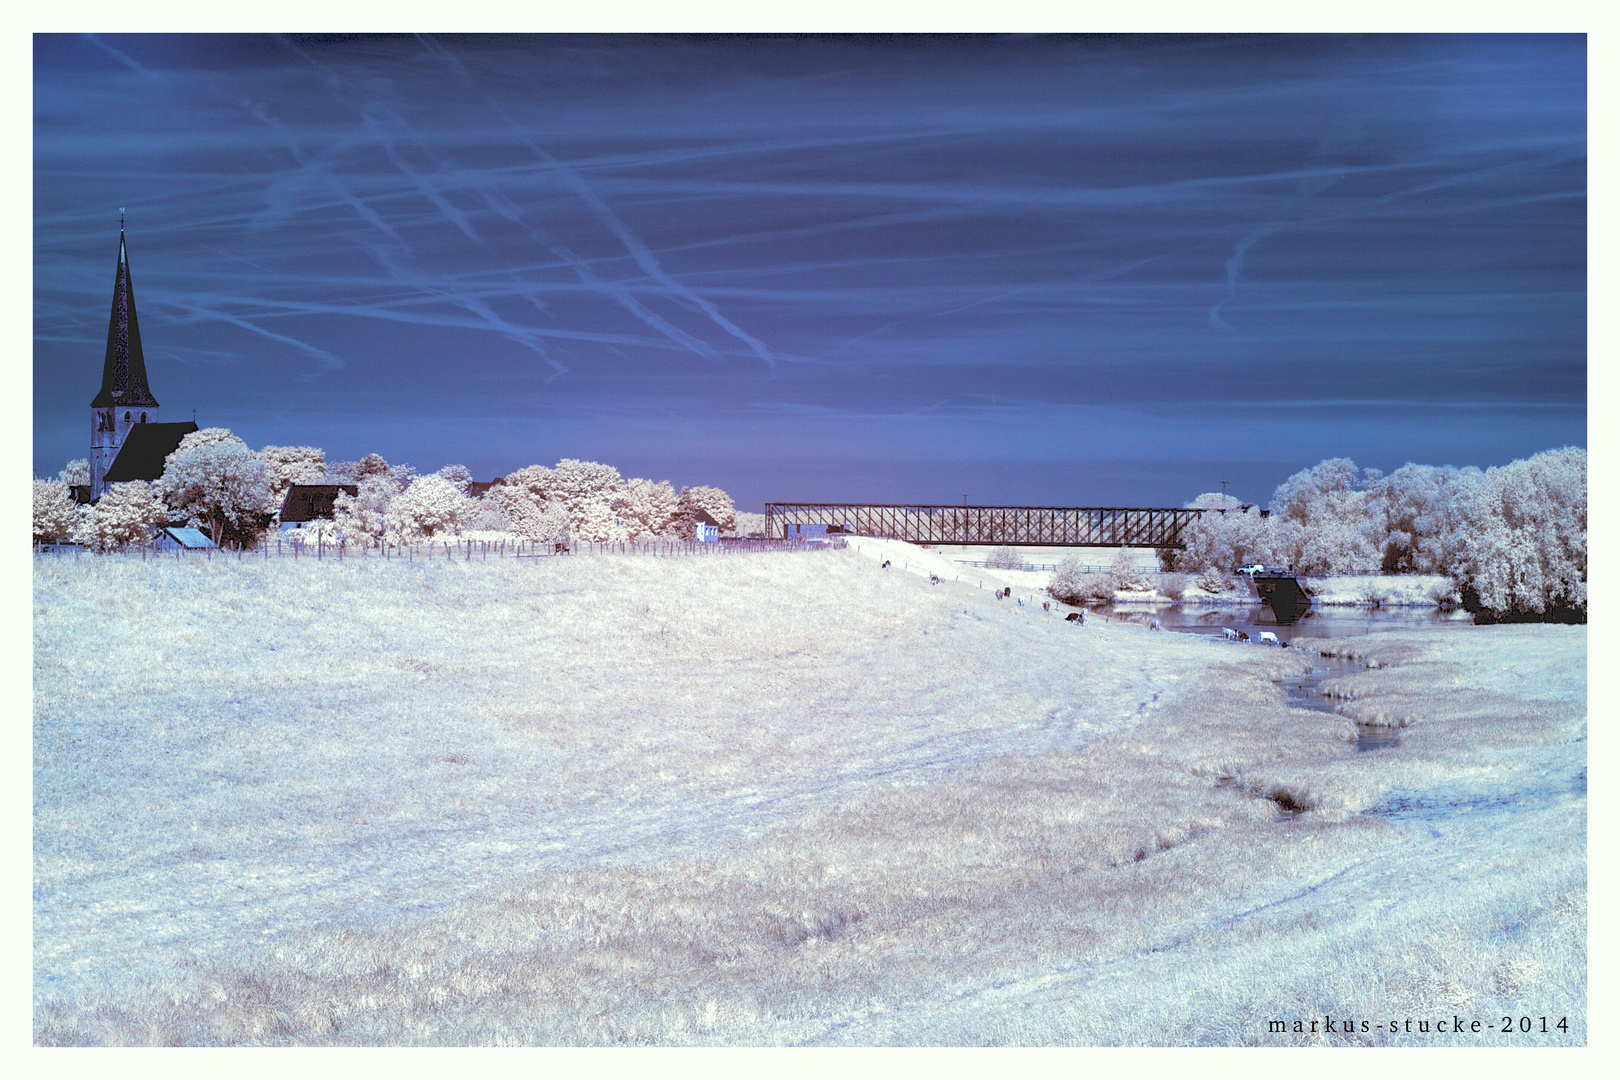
(279, 484, 360, 530)
(694, 509, 721, 543)
(467, 478, 504, 499)
(153, 526, 217, 552)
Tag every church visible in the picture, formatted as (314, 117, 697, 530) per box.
(86, 222, 196, 501)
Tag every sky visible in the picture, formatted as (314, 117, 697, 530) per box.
(32, 33, 1586, 510)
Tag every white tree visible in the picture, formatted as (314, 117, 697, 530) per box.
(34, 480, 83, 544)
(58, 459, 90, 488)
(1109, 547, 1150, 590)
(619, 478, 679, 540)
(673, 484, 737, 539)
(1048, 555, 1113, 604)
(1368, 463, 1482, 574)
(73, 481, 167, 552)
(549, 459, 624, 516)
(328, 452, 413, 486)
(1267, 458, 1381, 575)
(174, 427, 247, 455)
(985, 545, 1021, 569)
(157, 434, 275, 548)
(574, 498, 630, 544)
(483, 465, 569, 542)
(1177, 504, 1278, 572)
(258, 445, 327, 511)
(1452, 446, 1585, 620)
(331, 475, 400, 547)
(432, 464, 474, 494)
(389, 474, 474, 539)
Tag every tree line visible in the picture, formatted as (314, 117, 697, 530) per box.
(1160, 447, 1586, 622)
(33, 429, 738, 554)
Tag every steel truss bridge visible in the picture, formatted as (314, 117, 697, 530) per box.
(763, 503, 1206, 548)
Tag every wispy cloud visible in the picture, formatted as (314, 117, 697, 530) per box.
(33, 33, 1586, 499)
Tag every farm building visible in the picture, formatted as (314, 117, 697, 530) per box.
(152, 526, 217, 552)
(694, 509, 721, 543)
(279, 484, 360, 530)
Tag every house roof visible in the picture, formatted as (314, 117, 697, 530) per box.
(162, 526, 216, 549)
(280, 484, 359, 522)
(467, 478, 504, 498)
(102, 421, 200, 483)
(693, 509, 720, 527)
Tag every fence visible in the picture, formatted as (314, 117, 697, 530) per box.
(951, 559, 1168, 574)
(34, 535, 818, 563)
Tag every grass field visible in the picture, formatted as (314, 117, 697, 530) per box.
(32, 546, 1585, 1044)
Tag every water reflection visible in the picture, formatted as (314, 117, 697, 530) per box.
(1097, 602, 1471, 646)
(1095, 603, 1458, 752)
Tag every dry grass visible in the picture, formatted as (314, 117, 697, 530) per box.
(33, 550, 1585, 1044)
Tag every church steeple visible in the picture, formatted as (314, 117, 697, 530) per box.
(91, 217, 158, 411)
(89, 214, 161, 499)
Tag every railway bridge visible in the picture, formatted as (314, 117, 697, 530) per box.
(763, 503, 1209, 548)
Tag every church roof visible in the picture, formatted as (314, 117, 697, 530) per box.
(91, 230, 159, 409)
(103, 421, 199, 483)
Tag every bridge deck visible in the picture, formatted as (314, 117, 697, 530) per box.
(763, 503, 1204, 548)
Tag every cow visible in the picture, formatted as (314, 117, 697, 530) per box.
(1042, 601, 1050, 611)
(1149, 618, 1162, 631)
(1066, 611, 1084, 623)
(1259, 631, 1281, 646)
(1221, 627, 1239, 640)
(1238, 631, 1251, 642)
(930, 574, 941, 585)
(882, 560, 891, 569)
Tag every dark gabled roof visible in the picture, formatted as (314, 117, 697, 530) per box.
(693, 509, 720, 527)
(467, 478, 504, 499)
(91, 230, 159, 410)
(102, 421, 199, 483)
(280, 484, 359, 523)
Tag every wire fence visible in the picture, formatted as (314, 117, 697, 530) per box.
(951, 559, 1168, 574)
(34, 535, 836, 563)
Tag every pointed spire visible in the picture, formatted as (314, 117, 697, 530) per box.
(91, 218, 158, 409)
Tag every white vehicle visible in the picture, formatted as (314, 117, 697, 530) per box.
(1235, 563, 1264, 575)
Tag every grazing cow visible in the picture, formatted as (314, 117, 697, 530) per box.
(1042, 601, 1050, 611)
(930, 574, 941, 585)
(1259, 631, 1280, 646)
(1066, 611, 1084, 623)
(1149, 618, 1162, 631)
(1238, 631, 1251, 642)
(1221, 627, 1239, 640)
(882, 560, 891, 569)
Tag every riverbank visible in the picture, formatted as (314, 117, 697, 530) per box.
(34, 550, 1583, 1044)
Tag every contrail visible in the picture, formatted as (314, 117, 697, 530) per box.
(1209, 225, 1280, 332)
(81, 35, 157, 78)
(415, 34, 786, 375)
(477, 188, 722, 361)
(170, 302, 347, 374)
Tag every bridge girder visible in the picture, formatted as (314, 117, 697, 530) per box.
(763, 503, 1205, 548)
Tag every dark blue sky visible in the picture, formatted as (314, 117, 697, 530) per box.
(33, 33, 1586, 510)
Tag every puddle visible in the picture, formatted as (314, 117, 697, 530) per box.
(1277, 657, 1401, 752)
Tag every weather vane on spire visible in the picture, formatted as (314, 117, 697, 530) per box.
(119, 207, 125, 230)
